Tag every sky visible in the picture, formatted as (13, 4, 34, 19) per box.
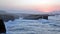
(0, 0, 60, 13)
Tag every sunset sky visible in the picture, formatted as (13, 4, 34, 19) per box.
(0, 0, 60, 13)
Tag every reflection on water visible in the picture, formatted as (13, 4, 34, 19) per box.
(5, 15, 60, 34)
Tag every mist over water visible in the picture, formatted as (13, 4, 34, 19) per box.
(0, 0, 60, 34)
(5, 15, 60, 34)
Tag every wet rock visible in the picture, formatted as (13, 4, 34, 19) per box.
(0, 19, 6, 33)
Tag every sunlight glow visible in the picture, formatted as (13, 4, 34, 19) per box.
(20, 0, 54, 6)
(0, 0, 60, 12)
(19, 0, 57, 12)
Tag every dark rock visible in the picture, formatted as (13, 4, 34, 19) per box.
(43, 16, 48, 20)
(0, 19, 6, 33)
(23, 15, 48, 20)
(23, 15, 41, 20)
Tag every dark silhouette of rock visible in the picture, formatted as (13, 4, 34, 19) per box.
(0, 10, 19, 22)
(0, 14, 19, 22)
(23, 15, 48, 20)
(0, 19, 6, 33)
(43, 16, 48, 20)
(23, 15, 41, 20)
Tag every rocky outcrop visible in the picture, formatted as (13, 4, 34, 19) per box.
(0, 19, 6, 33)
(0, 14, 19, 22)
(0, 10, 19, 22)
(23, 15, 48, 20)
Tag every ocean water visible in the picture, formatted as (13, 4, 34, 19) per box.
(5, 15, 60, 34)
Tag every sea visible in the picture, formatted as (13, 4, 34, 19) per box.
(4, 15, 60, 34)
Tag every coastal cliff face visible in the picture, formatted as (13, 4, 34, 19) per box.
(0, 10, 19, 22)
